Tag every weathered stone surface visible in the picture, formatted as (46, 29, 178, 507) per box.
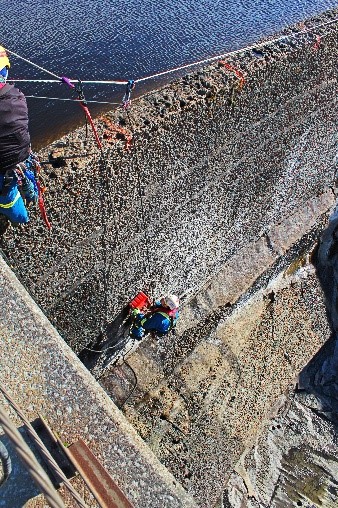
(0, 11, 336, 354)
(101, 250, 331, 506)
(0, 257, 197, 508)
(224, 211, 338, 508)
(178, 189, 335, 333)
(0, 9, 337, 508)
(226, 396, 338, 508)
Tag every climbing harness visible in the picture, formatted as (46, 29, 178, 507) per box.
(15, 163, 38, 204)
(128, 292, 179, 340)
(25, 153, 51, 229)
(61, 77, 103, 150)
(122, 79, 135, 110)
(20, 173, 35, 202)
(0, 158, 48, 227)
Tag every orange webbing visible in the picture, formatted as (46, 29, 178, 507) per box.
(219, 60, 246, 90)
(102, 117, 133, 151)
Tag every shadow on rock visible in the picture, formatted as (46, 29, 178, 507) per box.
(298, 215, 338, 424)
(78, 305, 131, 373)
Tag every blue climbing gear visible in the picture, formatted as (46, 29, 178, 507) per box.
(16, 160, 38, 204)
(129, 304, 178, 339)
(0, 153, 43, 225)
(22, 170, 38, 203)
(0, 170, 29, 223)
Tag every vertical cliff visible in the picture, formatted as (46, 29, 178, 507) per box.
(0, 12, 336, 355)
(0, 10, 337, 508)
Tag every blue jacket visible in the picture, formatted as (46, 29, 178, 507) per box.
(143, 312, 172, 334)
(131, 301, 179, 338)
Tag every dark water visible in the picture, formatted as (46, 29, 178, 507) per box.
(1, 0, 337, 148)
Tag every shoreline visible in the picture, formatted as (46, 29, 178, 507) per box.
(29, 7, 338, 151)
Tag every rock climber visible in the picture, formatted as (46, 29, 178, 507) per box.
(130, 294, 180, 339)
(0, 45, 38, 229)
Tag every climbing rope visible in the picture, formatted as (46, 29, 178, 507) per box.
(30, 153, 52, 229)
(102, 117, 132, 151)
(5, 15, 337, 92)
(117, 359, 138, 409)
(60, 77, 102, 150)
(1, 14, 336, 299)
(3, 48, 60, 79)
(122, 80, 135, 110)
(97, 151, 124, 338)
(24, 95, 121, 105)
(1, 48, 103, 150)
(7, 78, 129, 85)
(218, 61, 246, 89)
(126, 109, 154, 299)
(134, 16, 338, 83)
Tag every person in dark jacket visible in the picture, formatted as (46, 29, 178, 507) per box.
(0, 45, 37, 226)
(130, 294, 180, 339)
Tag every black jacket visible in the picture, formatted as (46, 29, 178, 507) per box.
(0, 84, 31, 173)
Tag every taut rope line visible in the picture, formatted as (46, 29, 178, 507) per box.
(4, 16, 337, 87)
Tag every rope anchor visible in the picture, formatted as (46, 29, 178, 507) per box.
(61, 76, 103, 150)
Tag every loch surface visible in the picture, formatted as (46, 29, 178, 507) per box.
(2, 0, 336, 147)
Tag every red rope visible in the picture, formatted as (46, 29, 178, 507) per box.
(312, 35, 321, 51)
(219, 60, 246, 90)
(37, 180, 51, 229)
(78, 101, 103, 150)
(102, 117, 133, 151)
(61, 78, 103, 151)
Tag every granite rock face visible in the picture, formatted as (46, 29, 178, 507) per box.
(0, 10, 337, 508)
(100, 219, 334, 506)
(223, 212, 338, 508)
(225, 396, 338, 508)
(0, 11, 337, 354)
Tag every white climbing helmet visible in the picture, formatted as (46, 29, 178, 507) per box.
(164, 294, 179, 310)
